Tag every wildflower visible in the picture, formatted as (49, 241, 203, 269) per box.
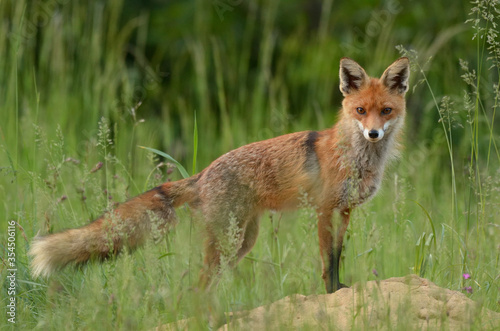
(64, 157, 81, 165)
(462, 286, 473, 294)
(463, 273, 471, 280)
(372, 269, 379, 277)
(90, 162, 104, 173)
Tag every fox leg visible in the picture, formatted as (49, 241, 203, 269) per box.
(235, 215, 260, 262)
(199, 233, 221, 290)
(198, 212, 259, 290)
(318, 208, 351, 293)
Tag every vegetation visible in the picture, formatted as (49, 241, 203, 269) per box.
(1, 0, 499, 329)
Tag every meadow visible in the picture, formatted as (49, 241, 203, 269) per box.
(1, 0, 499, 329)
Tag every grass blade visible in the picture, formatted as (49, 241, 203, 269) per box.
(138, 146, 190, 179)
(413, 200, 437, 248)
(192, 111, 198, 175)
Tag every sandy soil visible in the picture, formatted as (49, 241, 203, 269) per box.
(160, 274, 500, 330)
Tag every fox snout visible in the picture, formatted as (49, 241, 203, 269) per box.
(363, 127, 384, 142)
(367, 129, 383, 141)
(355, 120, 388, 142)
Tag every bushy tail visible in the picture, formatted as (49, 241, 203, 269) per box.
(29, 177, 198, 278)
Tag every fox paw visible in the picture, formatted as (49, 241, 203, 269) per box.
(333, 283, 349, 292)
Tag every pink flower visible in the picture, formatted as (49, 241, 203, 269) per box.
(462, 286, 473, 294)
(463, 273, 471, 279)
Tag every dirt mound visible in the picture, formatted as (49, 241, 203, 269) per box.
(162, 275, 500, 330)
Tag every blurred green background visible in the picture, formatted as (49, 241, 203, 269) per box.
(1, 0, 499, 329)
(1, 0, 488, 170)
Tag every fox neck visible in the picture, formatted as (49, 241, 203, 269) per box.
(335, 116, 402, 179)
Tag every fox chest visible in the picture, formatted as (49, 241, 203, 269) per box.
(337, 169, 383, 209)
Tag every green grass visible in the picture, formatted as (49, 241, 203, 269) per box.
(1, 0, 499, 329)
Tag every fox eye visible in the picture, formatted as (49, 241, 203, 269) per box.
(356, 107, 366, 115)
(382, 107, 392, 114)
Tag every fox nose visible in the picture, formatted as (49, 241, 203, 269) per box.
(368, 130, 379, 139)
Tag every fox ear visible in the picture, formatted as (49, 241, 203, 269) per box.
(380, 57, 410, 95)
(339, 58, 369, 96)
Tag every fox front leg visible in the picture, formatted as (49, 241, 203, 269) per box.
(317, 208, 350, 293)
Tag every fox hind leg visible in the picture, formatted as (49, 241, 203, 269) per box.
(235, 215, 260, 262)
(199, 210, 260, 290)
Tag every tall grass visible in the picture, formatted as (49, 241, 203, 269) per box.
(1, 0, 499, 329)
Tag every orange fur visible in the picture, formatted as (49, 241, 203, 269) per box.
(29, 58, 410, 293)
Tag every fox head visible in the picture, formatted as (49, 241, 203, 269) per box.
(339, 57, 410, 143)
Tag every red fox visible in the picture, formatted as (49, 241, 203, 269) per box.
(29, 57, 409, 293)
